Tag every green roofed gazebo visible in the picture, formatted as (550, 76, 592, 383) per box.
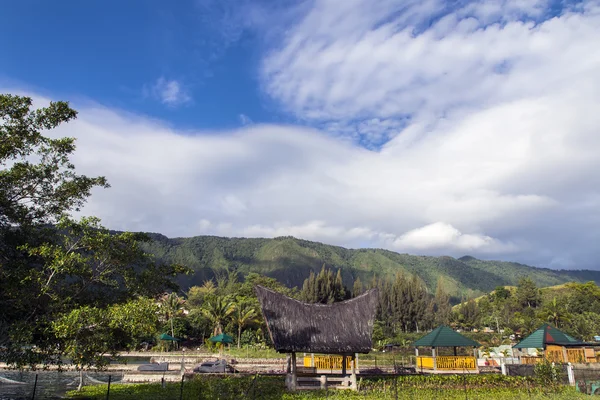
(513, 323, 579, 349)
(413, 326, 481, 371)
(513, 324, 597, 364)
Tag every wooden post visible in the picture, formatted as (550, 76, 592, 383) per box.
(291, 352, 297, 390)
(432, 347, 437, 371)
(350, 354, 357, 391)
(320, 375, 327, 389)
(453, 347, 457, 356)
(561, 346, 568, 363)
(341, 354, 347, 376)
(286, 354, 291, 373)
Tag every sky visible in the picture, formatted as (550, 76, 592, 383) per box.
(1, 0, 600, 269)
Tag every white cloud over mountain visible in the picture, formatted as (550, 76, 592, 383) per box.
(6, 0, 600, 269)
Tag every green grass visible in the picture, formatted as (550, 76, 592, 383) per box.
(67, 374, 589, 399)
(224, 346, 284, 359)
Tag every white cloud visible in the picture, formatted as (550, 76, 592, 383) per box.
(144, 77, 191, 106)
(262, 0, 600, 146)
(20, 70, 597, 268)
(239, 114, 253, 125)
(392, 222, 515, 253)
(5, 0, 600, 269)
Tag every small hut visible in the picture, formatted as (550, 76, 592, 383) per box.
(513, 323, 598, 364)
(254, 285, 378, 390)
(413, 325, 480, 371)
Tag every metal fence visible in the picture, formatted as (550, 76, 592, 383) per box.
(3, 368, 599, 399)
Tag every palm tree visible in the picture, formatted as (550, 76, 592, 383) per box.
(201, 296, 235, 337)
(540, 297, 571, 328)
(233, 301, 259, 348)
(160, 293, 185, 340)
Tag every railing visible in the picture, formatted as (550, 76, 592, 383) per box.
(521, 356, 542, 365)
(303, 355, 353, 370)
(416, 356, 477, 370)
(522, 349, 590, 364)
(567, 349, 586, 364)
(416, 356, 434, 369)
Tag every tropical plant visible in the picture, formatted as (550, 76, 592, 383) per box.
(201, 296, 235, 336)
(160, 292, 185, 344)
(540, 297, 572, 328)
(232, 300, 259, 348)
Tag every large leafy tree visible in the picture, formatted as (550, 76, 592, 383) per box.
(0, 94, 186, 368)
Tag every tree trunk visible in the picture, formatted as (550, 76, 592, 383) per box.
(77, 368, 83, 391)
(238, 325, 242, 349)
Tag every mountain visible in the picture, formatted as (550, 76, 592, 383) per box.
(141, 234, 600, 300)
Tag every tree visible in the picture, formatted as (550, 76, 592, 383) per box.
(160, 293, 186, 342)
(516, 277, 541, 308)
(352, 276, 363, 297)
(232, 300, 259, 348)
(299, 266, 347, 304)
(187, 281, 216, 308)
(201, 296, 235, 336)
(0, 94, 187, 368)
(53, 297, 158, 389)
(540, 297, 571, 328)
(493, 286, 511, 301)
(434, 279, 452, 326)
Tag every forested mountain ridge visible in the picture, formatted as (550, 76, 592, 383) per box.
(141, 234, 600, 300)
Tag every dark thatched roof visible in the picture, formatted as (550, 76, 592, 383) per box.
(254, 285, 378, 354)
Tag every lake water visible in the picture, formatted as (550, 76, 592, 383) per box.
(0, 370, 123, 400)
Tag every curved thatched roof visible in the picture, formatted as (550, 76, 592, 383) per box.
(254, 285, 378, 354)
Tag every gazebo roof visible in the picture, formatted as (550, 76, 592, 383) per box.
(513, 323, 581, 349)
(413, 325, 480, 348)
(254, 285, 378, 354)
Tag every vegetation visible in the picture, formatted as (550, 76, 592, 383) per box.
(452, 279, 600, 340)
(3, 92, 600, 399)
(141, 234, 600, 301)
(67, 374, 588, 399)
(0, 94, 187, 369)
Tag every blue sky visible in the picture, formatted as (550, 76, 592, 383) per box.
(2, 0, 600, 269)
(0, 0, 288, 130)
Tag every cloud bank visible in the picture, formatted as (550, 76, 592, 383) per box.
(6, 0, 600, 269)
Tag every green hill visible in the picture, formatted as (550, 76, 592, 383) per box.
(141, 234, 600, 300)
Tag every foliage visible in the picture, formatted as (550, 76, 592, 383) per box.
(52, 298, 159, 369)
(67, 374, 587, 399)
(0, 94, 187, 368)
(300, 265, 347, 303)
(540, 297, 572, 328)
(534, 359, 562, 385)
(141, 235, 600, 300)
(232, 300, 259, 348)
(200, 296, 235, 336)
(516, 277, 542, 308)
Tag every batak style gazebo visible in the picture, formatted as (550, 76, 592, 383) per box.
(413, 325, 480, 371)
(255, 285, 378, 390)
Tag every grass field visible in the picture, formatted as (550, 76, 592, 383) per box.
(67, 374, 589, 399)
